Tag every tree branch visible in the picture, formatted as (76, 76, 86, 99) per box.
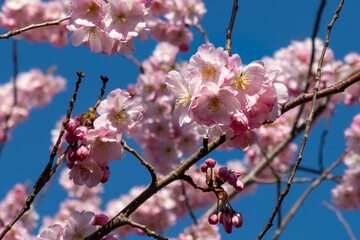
(225, 0, 239, 55)
(0, 71, 84, 239)
(123, 217, 168, 240)
(0, 16, 70, 39)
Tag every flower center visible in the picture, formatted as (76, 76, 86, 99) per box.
(87, 2, 99, 14)
(113, 110, 126, 123)
(207, 96, 221, 112)
(176, 93, 191, 107)
(233, 74, 249, 90)
(201, 63, 216, 81)
(117, 12, 127, 22)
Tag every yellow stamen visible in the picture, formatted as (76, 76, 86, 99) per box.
(113, 110, 126, 123)
(117, 12, 126, 22)
(201, 63, 216, 81)
(87, 2, 99, 14)
(233, 74, 250, 90)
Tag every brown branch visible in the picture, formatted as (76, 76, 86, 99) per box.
(181, 174, 212, 192)
(123, 217, 168, 240)
(257, 1, 344, 238)
(281, 70, 360, 114)
(85, 135, 226, 240)
(0, 71, 84, 239)
(122, 54, 144, 74)
(92, 76, 109, 112)
(225, 0, 239, 55)
(0, 16, 70, 39)
(318, 108, 335, 171)
(181, 180, 198, 225)
(254, 175, 340, 184)
(193, 24, 210, 44)
(321, 201, 356, 240)
(121, 139, 157, 184)
(271, 151, 348, 240)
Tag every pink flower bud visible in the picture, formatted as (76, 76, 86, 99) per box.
(218, 211, 223, 224)
(100, 166, 111, 183)
(200, 164, 208, 172)
(232, 170, 242, 178)
(222, 212, 233, 234)
(93, 214, 108, 226)
(74, 126, 88, 140)
(65, 131, 77, 144)
(218, 167, 229, 180)
(66, 160, 74, 169)
(233, 179, 244, 191)
(232, 212, 243, 228)
(208, 213, 218, 225)
(68, 146, 77, 162)
(65, 116, 80, 132)
(227, 173, 237, 185)
(205, 158, 216, 168)
(76, 145, 90, 160)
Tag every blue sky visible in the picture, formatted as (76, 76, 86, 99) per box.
(1, 0, 360, 239)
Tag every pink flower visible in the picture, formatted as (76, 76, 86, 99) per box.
(69, 159, 104, 187)
(62, 211, 97, 240)
(70, 0, 105, 26)
(345, 114, 360, 154)
(94, 88, 143, 133)
(103, 0, 148, 42)
(37, 224, 63, 240)
(190, 82, 240, 127)
(188, 43, 228, 85)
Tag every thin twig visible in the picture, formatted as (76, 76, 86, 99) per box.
(318, 108, 335, 171)
(181, 180, 198, 225)
(0, 71, 84, 239)
(123, 217, 168, 240)
(271, 151, 348, 240)
(290, 0, 326, 134)
(92, 76, 109, 112)
(0, 16, 70, 39)
(121, 139, 157, 184)
(181, 175, 212, 192)
(254, 175, 340, 184)
(122, 54, 144, 74)
(257, 1, 344, 238)
(193, 24, 210, 44)
(0, 39, 19, 155)
(225, 0, 239, 55)
(322, 201, 356, 240)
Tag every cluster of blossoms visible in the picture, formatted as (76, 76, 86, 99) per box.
(200, 158, 244, 234)
(147, 0, 206, 52)
(0, 184, 39, 239)
(63, 88, 143, 187)
(165, 43, 289, 150)
(331, 114, 360, 210)
(35, 165, 220, 239)
(338, 52, 360, 106)
(0, 68, 66, 145)
(67, 0, 149, 55)
(0, 0, 70, 47)
(125, 42, 201, 174)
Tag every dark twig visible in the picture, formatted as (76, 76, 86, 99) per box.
(121, 139, 157, 184)
(92, 76, 109, 112)
(290, 0, 326, 134)
(181, 175, 211, 192)
(0, 16, 70, 39)
(193, 24, 210, 44)
(322, 201, 356, 240)
(0, 71, 84, 239)
(123, 217, 168, 240)
(257, 1, 344, 238)
(318, 108, 335, 171)
(225, 0, 239, 55)
(181, 180, 198, 225)
(272, 151, 348, 240)
(254, 175, 340, 184)
(0, 39, 19, 156)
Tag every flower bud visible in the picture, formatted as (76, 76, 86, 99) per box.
(218, 167, 229, 180)
(208, 213, 218, 225)
(232, 212, 243, 228)
(200, 164, 208, 172)
(233, 179, 244, 191)
(74, 126, 88, 140)
(227, 173, 237, 185)
(65, 116, 80, 132)
(205, 158, 216, 168)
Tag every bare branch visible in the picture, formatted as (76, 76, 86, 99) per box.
(121, 139, 158, 184)
(181, 180, 198, 225)
(225, 0, 239, 55)
(0, 16, 70, 39)
(92, 76, 109, 112)
(123, 217, 168, 240)
(271, 151, 348, 240)
(318, 108, 335, 171)
(122, 54, 144, 74)
(322, 201, 356, 240)
(257, 1, 345, 238)
(193, 24, 210, 44)
(0, 71, 84, 239)
(85, 135, 226, 240)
